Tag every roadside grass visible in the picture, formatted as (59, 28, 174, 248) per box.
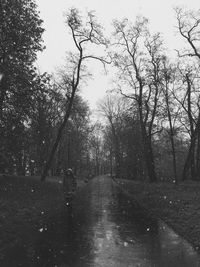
(116, 179, 200, 250)
(0, 175, 85, 260)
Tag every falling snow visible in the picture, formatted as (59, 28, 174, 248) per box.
(124, 242, 128, 247)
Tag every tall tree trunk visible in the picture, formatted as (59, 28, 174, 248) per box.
(139, 104, 157, 183)
(165, 82, 178, 184)
(41, 90, 75, 181)
(140, 122, 157, 182)
(186, 74, 196, 180)
(109, 149, 113, 177)
(195, 132, 200, 180)
(168, 130, 178, 184)
(113, 136, 121, 178)
(144, 136, 157, 183)
(190, 145, 196, 180)
(182, 113, 200, 180)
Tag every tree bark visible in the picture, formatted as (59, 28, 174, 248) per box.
(139, 108, 157, 182)
(144, 134, 157, 183)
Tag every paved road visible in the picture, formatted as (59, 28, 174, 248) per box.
(4, 176, 200, 266)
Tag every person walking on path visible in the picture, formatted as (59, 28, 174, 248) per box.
(63, 168, 77, 205)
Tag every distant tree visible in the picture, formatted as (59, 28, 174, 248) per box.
(102, 126, 114, 176)
(154, 127, 187, 182)
(120, 111, 146, 180)
(99, 94, 146, 180)
(98, 95, 128, 178)
(87, 122, 107, 176)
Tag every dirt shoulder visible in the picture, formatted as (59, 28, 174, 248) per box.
(114, 179, 200, 251)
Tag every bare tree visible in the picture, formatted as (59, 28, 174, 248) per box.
(175, 7, 200, 60)
(160, 59, 181, 184)
(112, 18, 164, 182)
(98, 95, 127, 178)
(175, 7, 200, 180)
(174, 65, 200, 180)
(41, 8, 109, 181)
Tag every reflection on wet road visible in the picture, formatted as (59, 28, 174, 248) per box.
(87, 176, 200, 267)
(3, 176, 200, 266)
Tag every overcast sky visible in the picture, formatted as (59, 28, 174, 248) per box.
(36, 0, 200, 109)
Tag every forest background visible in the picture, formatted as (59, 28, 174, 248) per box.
(1, 0, 200, 184)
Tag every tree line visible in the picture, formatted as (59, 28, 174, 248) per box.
(99, 8, 200, 183)
(1, 0, 200, 183)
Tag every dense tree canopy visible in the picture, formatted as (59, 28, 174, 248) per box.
(0, 0, 45, 174)
(0, 0, 44, 117)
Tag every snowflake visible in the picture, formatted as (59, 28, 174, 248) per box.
(124, 242, 128, 247)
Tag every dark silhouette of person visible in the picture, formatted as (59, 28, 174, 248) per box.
(63, 168, 77, 199)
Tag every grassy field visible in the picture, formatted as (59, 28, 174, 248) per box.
(115, 179, 200, 250)
(0, 175, 85, 261)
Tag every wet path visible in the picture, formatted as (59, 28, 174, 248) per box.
(3, 176, 200, 266)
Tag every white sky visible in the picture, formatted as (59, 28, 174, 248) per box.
(36, 0, 200, 110)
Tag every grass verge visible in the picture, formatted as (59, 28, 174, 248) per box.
(0, 175, 84, 260)
(116, 179, 200, 250)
